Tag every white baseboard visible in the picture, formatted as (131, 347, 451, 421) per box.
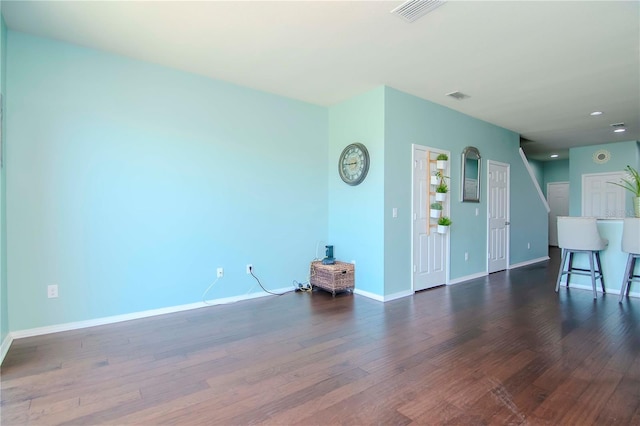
(509, 256, 550, 270)
(10, 287, 293, 340)
(353, 288, 414, 302)
(621, 291, 640, 299)
(1, 333, 13, 365)
(558, 282, 640, 298)
(448, 271, 488, 285)
(353, 288, 384, 302)
(383, 290, 413, 302)
(446, 257, 550, 286)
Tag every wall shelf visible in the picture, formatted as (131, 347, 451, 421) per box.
(426, 150, 449, 235)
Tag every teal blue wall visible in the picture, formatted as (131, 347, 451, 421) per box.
(569, 141, 640, 216)
(328, 88, 385, 296)
(527, 159, 544, 188)
(543, 159, 569, 183)
(7, 32, 328, 331)
(383, 87, 548, 287)
(542, 159, 569, 196)
(529, 159, 544, 191)
(0, 16, 8, 344)
(1, 30, 563, 331)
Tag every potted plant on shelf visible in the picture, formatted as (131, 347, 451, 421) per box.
(436, 153, 449, 170)
(609, 165, 640, 217)
(437, 216, 452, 234)
(431, 170, 448, 186)
(430, 202, 442, 218)
(435, 181, 448, 201)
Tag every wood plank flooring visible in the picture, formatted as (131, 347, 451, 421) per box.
(2, 248, 639, 425)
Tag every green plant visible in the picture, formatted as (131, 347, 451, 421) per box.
(433, 170, 449, 180)
(436, 153, 448, 161)
(430, 202, 442, 210)
(609, 165, 640, 197)
(435, 182, 448, 193)
(437, 216, 451, 226)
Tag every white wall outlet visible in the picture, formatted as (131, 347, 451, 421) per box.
(527, 242, 531, 249)
(217, 267, 224, 278)
(246, 264, 253, 274)
(47, 284, 58, 298)
(392, 207, 398, 218)
(464, 252, 469, 261)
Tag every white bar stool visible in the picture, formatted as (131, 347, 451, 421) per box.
(555, 216, 608, 299)
(619, 217, 640, 302)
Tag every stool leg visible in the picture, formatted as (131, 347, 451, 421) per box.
(619, 254, 633, 303)
(566, 252, 575, 287)
(629, 256, 638, 296)
(588, 252, 597, 299)
(556, 249, 568, 292)
(595, 252, 605, 293)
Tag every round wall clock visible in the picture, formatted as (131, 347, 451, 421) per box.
(593, 149, 611, 164)
(338, 143, 370, 186)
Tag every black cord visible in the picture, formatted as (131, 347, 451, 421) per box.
(250, 268, 295, 296)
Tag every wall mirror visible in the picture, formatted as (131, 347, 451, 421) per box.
(461, 146, 481, 202)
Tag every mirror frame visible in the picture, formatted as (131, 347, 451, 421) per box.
(461, 146, 481, 203)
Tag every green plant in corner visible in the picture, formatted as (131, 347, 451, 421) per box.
(436, 153, 449, 161)
(430, 202, 443, 210)
(437, 216, 452, 226)
(609, 165, 640, 217)
(609, 165, 640, 196)
(435, 182, 448, 194)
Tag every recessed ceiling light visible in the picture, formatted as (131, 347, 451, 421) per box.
(590, 111, 603, 116)
(614, 128, 626, 133)
(550, 154, 559, 158)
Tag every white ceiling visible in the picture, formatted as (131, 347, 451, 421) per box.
(3, 1, 639, 160)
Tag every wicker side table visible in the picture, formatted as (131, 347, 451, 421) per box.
(310, 261, 355, 296)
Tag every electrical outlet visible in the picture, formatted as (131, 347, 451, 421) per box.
(527, 242, 531, 249)
(246, 264, 253, 274)
(464, 252, 469, 261)
(217, 267, 224, 278)
(47, 284, 58, 298)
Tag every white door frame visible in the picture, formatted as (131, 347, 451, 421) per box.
(487, 160, 510, 273)
(547, 181, 569, 246)
(411, 144, 450, 291)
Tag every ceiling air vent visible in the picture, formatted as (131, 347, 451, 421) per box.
(391, 0, 447, 23)
(446, 91, 471, 101)
(610, 122, 625, 127)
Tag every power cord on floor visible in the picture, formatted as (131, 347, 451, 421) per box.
(293, 279, 312, 292)
(202, 261, 312, 305)
(249, 266, 295, 296)
(293, 255, 322, 293)
(201, 277, 220, 305)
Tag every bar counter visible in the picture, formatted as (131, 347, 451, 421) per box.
(558, 219, 638, 298)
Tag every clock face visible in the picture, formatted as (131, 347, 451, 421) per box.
(339, 143, 369, 186)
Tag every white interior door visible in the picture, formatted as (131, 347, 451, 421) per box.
(582, 172, 626, 218)
(488, 161, 510, 273)
(547, 182, 569, 246)
(412, 145, 449, 291)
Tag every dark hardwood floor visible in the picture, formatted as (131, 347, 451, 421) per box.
(2, 249, 639, 425)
